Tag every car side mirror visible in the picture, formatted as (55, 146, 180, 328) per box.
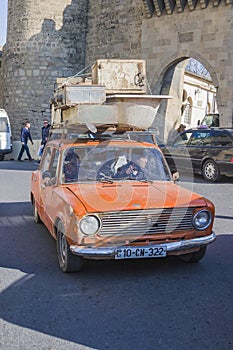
(42, 170, 55, 186)
(172, 172, 179, 182)
(42, 171, 52, 180)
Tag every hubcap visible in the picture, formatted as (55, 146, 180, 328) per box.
(205, 162, 215, 179)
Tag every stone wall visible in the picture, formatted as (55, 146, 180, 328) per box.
(85, 1, 143, 65)
(3, 0, 88, 140)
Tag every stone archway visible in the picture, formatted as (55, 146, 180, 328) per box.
(142, 2, 233, 128)
(148, 53, 220, 140)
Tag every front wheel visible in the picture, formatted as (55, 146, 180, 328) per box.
(202, 159, 221, 182)
(0, 154, 5, 161)
(56, 221, 84, 273)
(179, 246, 207, 263)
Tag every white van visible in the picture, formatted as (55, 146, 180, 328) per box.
(0, 109, 12, 160)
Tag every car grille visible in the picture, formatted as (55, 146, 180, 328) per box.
(98, 208, 195, 236)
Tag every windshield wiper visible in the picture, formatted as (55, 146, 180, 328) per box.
(117, 177, 153, 183)
(139, 179, 153, 183)
(100, 178, 114, 183)
(98, 175, 114, 183)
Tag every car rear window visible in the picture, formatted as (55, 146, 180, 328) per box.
(0, 117, 9, 132)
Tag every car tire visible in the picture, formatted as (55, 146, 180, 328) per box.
(0, 154, 5, 161)
(33, 198, 42, 224)
(202, 159, 221, 182)
(56, 221, 84, 273)
(179, 246, 207, 263)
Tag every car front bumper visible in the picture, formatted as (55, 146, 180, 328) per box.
(70, 232, 216, 259)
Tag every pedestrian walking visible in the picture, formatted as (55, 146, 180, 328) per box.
(41, 119, 51, 147)
(38, 119, 51, 156)
(17, 122, 34, 161)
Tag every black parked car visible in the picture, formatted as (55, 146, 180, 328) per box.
(160, 128, 233, 182)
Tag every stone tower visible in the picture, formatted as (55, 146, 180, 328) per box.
(3, 0, 88, 139)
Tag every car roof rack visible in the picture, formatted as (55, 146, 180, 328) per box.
(49, 59, 173, 141)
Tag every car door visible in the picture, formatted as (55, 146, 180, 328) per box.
(187, 130, 212, 172)
(210, 129, 233, 166)
(39, 147, 60, 232)
(163, 131, 193, 172)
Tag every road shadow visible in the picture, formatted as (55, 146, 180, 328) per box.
(0, 160, 39, 172)
(1, 202, 233, 350)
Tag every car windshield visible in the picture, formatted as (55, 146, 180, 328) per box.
(60, 144, 171, 183)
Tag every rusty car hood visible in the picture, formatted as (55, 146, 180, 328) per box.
(59, 181, 208, 213)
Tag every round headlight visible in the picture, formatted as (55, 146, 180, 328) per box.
(192, 210, 212, 230)
(79, 215, 100, 235)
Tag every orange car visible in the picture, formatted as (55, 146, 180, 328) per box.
(31, 137, 216, 272)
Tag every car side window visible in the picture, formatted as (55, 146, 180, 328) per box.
(189, 131, 211, 146)
(212, 131, 233, 146)
(50, 149, 60, 179)
(173, 132, 192, 146)
(40, 147, 52, 173)
(40, 147, 59, 183)
(61, 148, 80, 183)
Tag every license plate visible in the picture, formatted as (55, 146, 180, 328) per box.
(115, 245, 167, 260)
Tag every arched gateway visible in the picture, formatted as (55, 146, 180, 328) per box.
(141, 0, 233, 129)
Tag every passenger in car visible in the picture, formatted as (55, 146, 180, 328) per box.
(63, 148, 80, 183)
(115, 156, 147, 180)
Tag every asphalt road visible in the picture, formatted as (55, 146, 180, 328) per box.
(0, 160, 233, 350)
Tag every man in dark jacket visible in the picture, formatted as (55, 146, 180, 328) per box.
(41, 120, 51, 146)
(17, 122, 34, 161)
(39, 119, 51, 156)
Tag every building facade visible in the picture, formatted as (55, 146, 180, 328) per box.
(182, 72, 218, 128)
